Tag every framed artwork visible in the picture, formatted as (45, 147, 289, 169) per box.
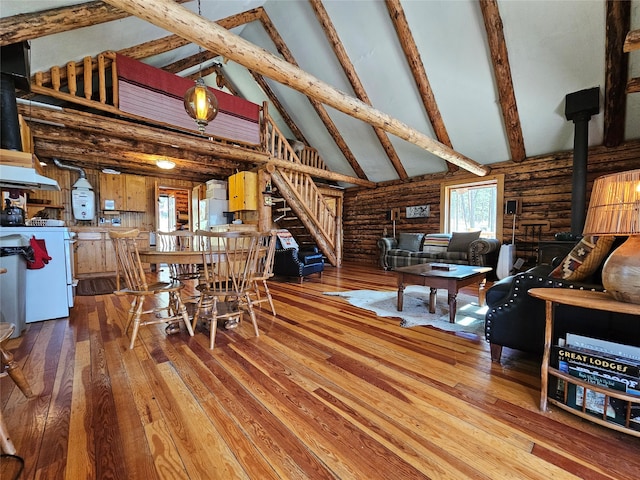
(406, 205, 430, 218)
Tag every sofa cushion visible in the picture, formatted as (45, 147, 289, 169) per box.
(447, 231, 481, 252)
(422, 233, 451, 253)
(397, 233, 424, 251)
(550, 235, 614, 282)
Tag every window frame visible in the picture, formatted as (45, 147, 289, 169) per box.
(439, 174, 504, 240)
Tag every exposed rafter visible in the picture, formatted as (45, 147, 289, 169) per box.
(310, 0, 407, 180)
(603, 0, 631, 147)
(479, 0, 526, 162)
(385, 0, 456, 173)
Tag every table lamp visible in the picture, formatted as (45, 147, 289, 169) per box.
(582, 168, 640, 304)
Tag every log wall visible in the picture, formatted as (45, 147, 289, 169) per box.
(343, 140, 640, 266)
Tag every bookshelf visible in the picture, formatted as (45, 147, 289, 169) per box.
(528, 288, 640, 437)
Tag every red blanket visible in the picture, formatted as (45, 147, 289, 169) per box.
(116, 54, 260, 144)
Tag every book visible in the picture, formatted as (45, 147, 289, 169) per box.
(566, 333, 640, 363)
(567, 364, 640, 396)
(568, 366, 628, 392)
(552, 345, 640, 378)
(430, 263, 456, 271)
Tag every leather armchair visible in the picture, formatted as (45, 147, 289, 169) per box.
(273, 245, 324, 282)
(485, 239, 639, 363)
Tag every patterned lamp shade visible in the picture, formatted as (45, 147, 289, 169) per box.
(583, 169, 640, 304)
(583, 169, 640, 236)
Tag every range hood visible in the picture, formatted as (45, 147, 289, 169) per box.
(0, 150, 60, 191)
(0, 164, 60, 191)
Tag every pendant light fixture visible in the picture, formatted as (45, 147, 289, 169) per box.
(183, 0, 218, 134)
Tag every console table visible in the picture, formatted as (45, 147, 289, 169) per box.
(528, 288, 640, 436)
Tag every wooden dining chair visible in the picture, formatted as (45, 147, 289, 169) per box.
(109, 229, 194, 349)
(192, 230, 261, 349)
(155, 230, 201, 283)
(1, 322, 34, 455)
(245, 230, 278, 315)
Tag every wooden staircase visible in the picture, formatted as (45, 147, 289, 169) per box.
(263, 111, 341, 266)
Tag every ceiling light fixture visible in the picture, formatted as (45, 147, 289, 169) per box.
(156, 159, 176, 170)
(183, 0, 218, 134)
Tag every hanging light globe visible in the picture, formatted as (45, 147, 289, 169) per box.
(184, 77, 218, 133)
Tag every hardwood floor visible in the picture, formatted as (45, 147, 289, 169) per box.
(1, 263, 639, 479)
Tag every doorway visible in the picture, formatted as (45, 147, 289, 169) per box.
(157, 187, 191, 232)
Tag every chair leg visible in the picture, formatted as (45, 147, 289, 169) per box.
(0, 409, 16, 455)
(1, 348, 33, 398)
(490, 343, 503, 363)
(128, 298, 145, 350)
(244, 294, 260, 337)
(172, 292, 194, 337)
(262, 280, 276, 315)
(210, 297, 219, 350)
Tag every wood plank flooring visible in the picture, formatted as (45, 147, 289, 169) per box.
(1, 263, 639, 479)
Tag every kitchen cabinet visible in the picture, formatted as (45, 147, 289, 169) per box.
(73, 228, 149, 277)
(228, 171, 257, 211)
(100, 173, 147, 212)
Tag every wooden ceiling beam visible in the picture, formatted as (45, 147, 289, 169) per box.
(603, 0, 631, 147)
(0, 0, 191, 47)
(256, 8, 369, 181)
(311, 0, 407, 180)
(104, 0, 490, 177)
(385, 0, 456, 173)
(36, 143, 214, 182)
(28, 123, 241, 171)
(479, 0, 526, 162)
(20, 103, 374, 187)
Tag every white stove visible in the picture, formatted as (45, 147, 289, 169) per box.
(0, 226, 76, 323)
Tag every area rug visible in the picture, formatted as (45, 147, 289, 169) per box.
(76, 276, 118, 296)
(324, 286, 488, 335)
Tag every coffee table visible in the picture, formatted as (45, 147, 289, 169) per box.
(395, 264, 492, 323)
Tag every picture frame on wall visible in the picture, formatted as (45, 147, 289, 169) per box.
(406, 205, 430, 218)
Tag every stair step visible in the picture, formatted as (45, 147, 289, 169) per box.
(275, 207, 292, 212)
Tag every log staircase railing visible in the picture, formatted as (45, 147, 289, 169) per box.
(263, 112, 338, 265)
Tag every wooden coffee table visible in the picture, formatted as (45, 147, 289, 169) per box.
(395, 264, 492, 323)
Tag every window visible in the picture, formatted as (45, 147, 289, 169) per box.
(440, 174, 504, 239)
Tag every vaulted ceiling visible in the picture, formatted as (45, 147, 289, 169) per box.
(2, 0, 639, 186)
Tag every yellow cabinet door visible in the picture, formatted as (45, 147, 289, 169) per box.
(228, 171, 257, 211)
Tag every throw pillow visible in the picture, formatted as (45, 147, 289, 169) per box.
(397, 233, 424, 251)
(550, 235, 614, 282)
(276, 229, 299, 249)
(447, 231, 481, 252)
(422, 234, 451, 254)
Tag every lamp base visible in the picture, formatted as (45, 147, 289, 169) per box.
(601, 236, 640, 304)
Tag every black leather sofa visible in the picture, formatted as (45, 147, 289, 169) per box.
(485, 238, 639, 363)
(273, 243, 324, 282)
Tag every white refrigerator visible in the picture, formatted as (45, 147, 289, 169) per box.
(199, 198, 228, 230)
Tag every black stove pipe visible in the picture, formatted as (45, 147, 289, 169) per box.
(0, 74, 22, 151)
(564, 87, 600, 236)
